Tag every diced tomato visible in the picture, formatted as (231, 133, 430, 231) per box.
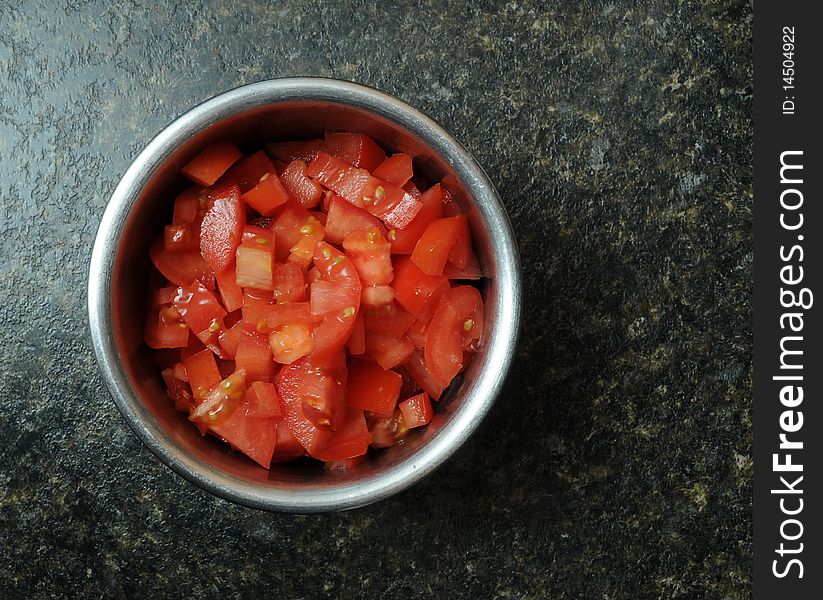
(391, 256, 449, 323)
(210, 410, 278, 469)
(172, 187, 200, 225)
(215, 265, 244, 312)
(218, 320, 245, 358)
(144, 301, 189, 349)
(361, 284, 395, 309)
(150, 237, 214, 289)
(442, 187, 462, 216)
(244, 381, 281, 418)
(200, 183, 245, 273)
(180, 336, 208, 361)
(181, 142, 242, 186)
(325, 132, 385, 171)
(235, 331, 275, 381)
(241, 224, 275, 248)
(405, 350, 443, 400)
(269, 321, 313, 364)
(272, 262, 307, 302)
(183, 348, 222, 403)
(280, 159, 323, 208)
(236, 245, 273, 290)
(363, 331, 414, 370)
(163, 224, 200, 251)
(313, 408, 371, 461)
(306, 152, 422, 229)
(443, 251, 483, 280)
(249, 301, 312, 334)
(271, 421, 307, 462)
(390, 183, 444, 254)
(171, 361, 189, 382)
(372, 153, 414, 187)
(240, 172, 291, 216)
(310, 242, 362, 358)
(267, 139, 326, 163)
(447, 215, 472, 269)
(346, 360, 402, 416)
(405, 319, 428, 349)
(219, 150, 276, 193)
(324, 195, 386, 244)
(399, 392, 433, 428)
(347, 314, 366, 355)
(277, 354, 347, 454)
(343, 228, 393, 285)
(403, 180, 421, 197)
(190, 368, 246, 424)
(367, 409, 409, 448)
(272, 201, 312, 262)
(410, 216, 463, 276)
(363, 308, 415, 338)
(424, 285, 484, 387)
(288, 215, 325, 270)
(173, 281, 227, 335)
(161, 368, 194, 412)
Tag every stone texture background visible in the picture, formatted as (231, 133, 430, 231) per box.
(0, 1, 752, 598)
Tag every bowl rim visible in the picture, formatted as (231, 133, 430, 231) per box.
(87, 77, 522, 512)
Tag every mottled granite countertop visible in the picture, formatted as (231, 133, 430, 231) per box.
(0, 1, 752, 598)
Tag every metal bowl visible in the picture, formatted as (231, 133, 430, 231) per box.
(87, 78, 521, 512)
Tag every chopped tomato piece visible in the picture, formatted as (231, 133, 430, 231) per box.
(272, 201, 312, 262)
(310, 242, 362, 358)
(235, 331, 275, 381)
(347, 314, 366, 355)
(241, 172, 291, 216)
(210, 410, 278, 469)
(361, 284, 395, 309)
(280, 159, 323, 208)
(271, 421, 307, 462)
(391, 183, 444, 254)
(447, 215, 472, 269)
(190, 368, 246, 424)
(443, 250, 483, 280)
(173, 281, 227, 335)
(272, 262, 307, 302)
(244, 381, 281, 418)
(324, 195, 386, 244)
(269, 321, 313, 364)
(306, 152, 422, 229)
(424, 285, 484, 387)
(200, 183, 245, 273)
(288, 215, 325, 270)
(442, 187, 462, 216)
(183, 348, 222, 403)
(235, 245, 273, 290)
(391, 256, 449, 323)
(181, 141, 242, 186)
(346, 360, 402, 416)
(163, 224, 200, 252)
(219, 150, 275, 193)
(267, 139, 326, 163)
(410, 216, 463, 276)
(367, 409, 409, 448)
(372, 153, 413, 187)
(399, 392, 433, 428)
(218, 320, 245, 358)
(405, 350, 443, 400)
(172, 187, 200, 225)
(405, 319, 428, 349)
(242, 224, 275, 247)
(343, 227, 393, 285)
(144, 295, 189, 349)
(162, 368, 195, 412)
(313, 408, 371, 461)
(215, 265, 244, 312)
(363, 331, 414, 370)
(150, 238, 214, 289)
(325, 131, 385, 171)
(363, 307, 416, 338)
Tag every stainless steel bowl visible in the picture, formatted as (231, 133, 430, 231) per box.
(88, 78, 521, 512)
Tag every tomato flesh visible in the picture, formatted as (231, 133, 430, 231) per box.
(219, 150, 275, 193)
(235, 331, 275, 382)
(399, 392, 434, 428)
(240, 172, 291, 216)
(200, 183, 245, 274)
(424, 285, 484, 388)
(245, 381, 281, 418)
(391, 256, 449, 323)
(325, 132, 385, 171)
(410, 216, 462, 276)
(280, 159, 323, 208)
(181, 142, 242, 186)
(343, 228, 393, 286)
(324, 195, 385, 244)
(372, 153, 413, 187)
(363, 331, 414, 370)
(346, 360, 402, 417)
(313, 408, 371, 461)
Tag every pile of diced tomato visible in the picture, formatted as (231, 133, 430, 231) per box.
(145, 132, 485, 468)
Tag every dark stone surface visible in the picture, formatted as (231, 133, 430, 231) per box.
(0, 0, 752, 598)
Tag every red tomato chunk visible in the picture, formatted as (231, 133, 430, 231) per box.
(144, 131, 486, 468)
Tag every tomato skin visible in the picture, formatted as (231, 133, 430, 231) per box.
(150, 237, 214, 289)
(240, 172, 291, 216)
(372, 153, 414, 187)
(181, 142, 242, 186)
(410, 216, 462, 276)
(219, 150, 275, 193)
(399, 392, 433, 428)
(313, 408, 371, 461)
(405, 349, 443, 400)
(391, 256, 449, 323)
(280, 159, 323, 208)
(390, 183, 444, 254)
(346, 360, 402, 416)
(324, 195, 386, 244)
(363, 331, 414, 370)
(424, 285, 484, 388)
(183, 348, 223, 403)
(200, 183, 245, 274)
(325, 132, 385, 171)
(235, 331, 275, 381)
